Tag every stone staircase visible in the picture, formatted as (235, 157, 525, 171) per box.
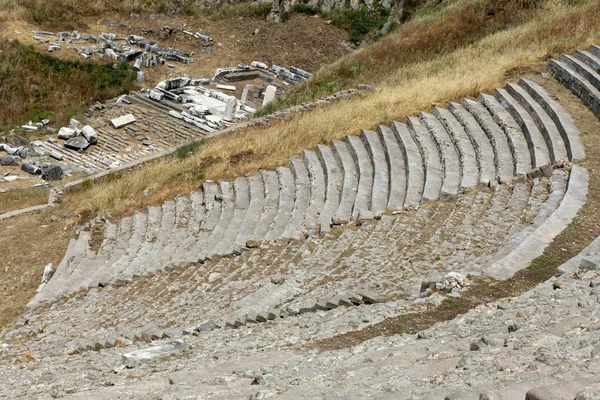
(5, 168, 576, 355)
(2, 225, 599, 400)
(549, 44, 600, 119)
(39, 98, 210, 174)
(27, 77, 586, 310)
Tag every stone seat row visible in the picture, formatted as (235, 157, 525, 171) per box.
(28, 77, 584, 309)
(549, 44, 600, 119)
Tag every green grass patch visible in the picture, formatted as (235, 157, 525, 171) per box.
(174, 141, 202, 160)
(0, 39, 137, 129)
(329, 7, 390, 43)
(527, 257, 550, 271)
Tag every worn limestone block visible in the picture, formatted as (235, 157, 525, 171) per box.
(81, 125, 98, 145)
(58, 127, 77, 140)
(525, 379, 591, 400)
(49, 151, 64, 161)
(111, 114, 137, 129)
(262, 85, 277, 107)
(122, 340, 187, 367)
(580, 257, 599, 271)
(359, 291, 382, 304)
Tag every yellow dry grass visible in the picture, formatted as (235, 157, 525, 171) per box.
(65, 0, 600, 220)
(0, 187, 49, 214)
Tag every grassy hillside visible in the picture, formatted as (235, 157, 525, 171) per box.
(0, 39, 137, 128)
(55, 0, 600, 220)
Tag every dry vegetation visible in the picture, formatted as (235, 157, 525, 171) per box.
(0, 187, 49, 214)
(61, 0, 600, 221)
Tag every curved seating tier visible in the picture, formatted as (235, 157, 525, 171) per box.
(27, 77, 585, 310)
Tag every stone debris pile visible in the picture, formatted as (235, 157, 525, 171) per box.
(32, 29, 197, 75)
(145, 62, 313, 129)
(58, 119, 99, 152)
(146, 77, 253, 131)
(0, 136, 66, 181)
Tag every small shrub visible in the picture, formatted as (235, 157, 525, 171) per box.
(81, 178, 91, 190)
(281, 11, 291, 22)
(329, 7, 390, 42)
(249, 3, 272, 17)
(174, 141, 202, 159)
(292, 4, 320, 15)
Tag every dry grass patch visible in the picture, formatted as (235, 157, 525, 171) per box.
(0, 209, 72, 329)
(63, 0, 600, 220)
(0, 187, 49, 214)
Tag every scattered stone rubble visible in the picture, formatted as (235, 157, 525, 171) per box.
(32, 29, 202, 77)
(0, 136, 66, 181)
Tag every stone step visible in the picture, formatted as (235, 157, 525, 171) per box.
(331, 139, 358, 224)
(264, 167, 295, 241)
(347, 135, 374, 218)
(377, 125, 406, 210)
(250, 170, 280, 242)
(590, 43, 600, 58)
(518, 78, 585, 162)
(198, 181, 235, 260)
(118, 205, 164, 283)
(89, 216, 133, 288)
(361, 129, 389, 216)
(573, 49, 600, 71)
(170, 191, 205, 263)
(484, 165, 588, 279)
(316, 144, 342, 232)
(485, 170, 566, 265)
(407, 116, 443, 202)
(301, 150, 325, 234)
(98, 211, 149, 286)
(391, 121, 424, 208)
(433, 107, 480, 188)
(180, 182, 221, 262)
(420, 112, 461, 196)
(447, 102, 496, 185)
(461, 98, 515, 181)
(68, 222, 120, 294)
(235, 174, 264, 248)
(481, 92, 538, 172)
(145, 197, 193, 275)
(548, 58, 600, 118)
(561, 54, 600, 91)
(214, 177, 251, 255)
(505, 82, 569, 163)
(282, 159, 311, 240)
(48, 229, 93, 302)
(137, 201, 178, 277)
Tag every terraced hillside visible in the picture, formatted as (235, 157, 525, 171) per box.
(0, 43, 598, 398)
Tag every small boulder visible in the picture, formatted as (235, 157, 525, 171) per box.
(64, 137, 89, 151)
(41, 164, 64, 181)
(0, 155, 22, 166)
